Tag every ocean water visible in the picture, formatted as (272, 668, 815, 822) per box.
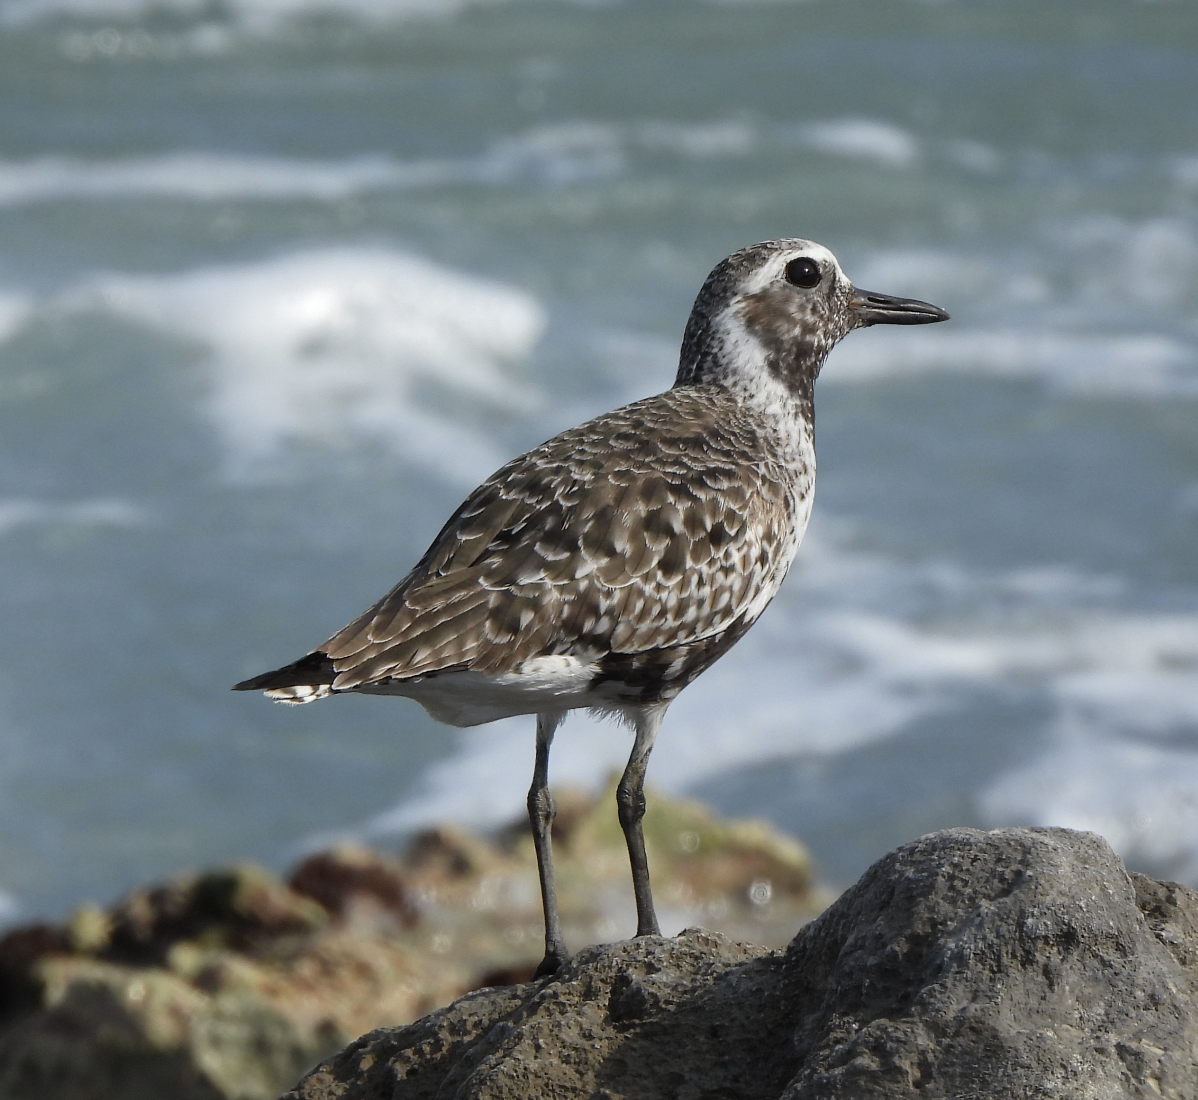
(1, 0, 1197, 924)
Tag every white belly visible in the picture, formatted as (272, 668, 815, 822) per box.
(354, 653, 599, 727)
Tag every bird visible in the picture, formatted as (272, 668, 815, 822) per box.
(234, 238, 949, 978)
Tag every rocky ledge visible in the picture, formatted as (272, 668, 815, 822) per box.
(0, 784, 824, 1100)
(288, 827, 1198, 1100)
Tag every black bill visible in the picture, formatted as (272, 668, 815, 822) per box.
(849, 289, 950, 326)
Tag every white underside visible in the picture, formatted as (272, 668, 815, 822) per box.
(353, 653, 603, 727)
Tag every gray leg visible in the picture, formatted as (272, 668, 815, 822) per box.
(529, 710, 569, 978)
(616, 705, 666, 937)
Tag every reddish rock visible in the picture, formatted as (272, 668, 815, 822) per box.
(289, 847, 417, 928)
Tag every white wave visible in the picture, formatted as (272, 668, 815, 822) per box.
(0, 498, 146, 535)
(0, 0, 930, 23)
(832, 230, 1198, 398)
(0, 290, 31, 341)
(0, 0, 180, 22)
(847, 248, 1050, 307)
(827, 327, 1198, 397)
(1174, 156, 1198, 190)
(1052, 620, 1198, 735)
(852, 219, 1198, 315)
(0, 123, 1012, 211)
(1063, 216, 1198, 310)
(0, 122, 1005, 211)
(0, 153, 451, 206)
(0, 128, 625, 208)
(480, 123, 626, 187)
(636, 119, 759, 160)
(0, 0, 509, 29)
(795, 118, 920, 169)
(472, 116, 917, 178)
(809, 608, 1198, 729)
(631, 117, 994, 173)
(981, 728, 1198, 882)
(63, 248, 545, 483)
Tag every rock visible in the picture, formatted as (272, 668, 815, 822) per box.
(0, 957, 325, 1100)
(0, 858, 458, 1100)
(782, 827, 1198, 1098)
(285, 931, 786, 1100)
(0, 787, 825, 1100)
(286, 827, 1198, 1100)
(106, 863, 330, 963)
(289, 847, 418, 928)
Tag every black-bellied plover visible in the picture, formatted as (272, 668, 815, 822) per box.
(235, 239, 948, 976)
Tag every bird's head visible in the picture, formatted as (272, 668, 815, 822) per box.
(675, 238, 949, 403)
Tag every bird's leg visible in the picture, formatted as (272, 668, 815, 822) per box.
(617, 705, 666, 937)
(529, 710, 569, 978)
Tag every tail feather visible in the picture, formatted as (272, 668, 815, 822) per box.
(233, 651, 338, 704)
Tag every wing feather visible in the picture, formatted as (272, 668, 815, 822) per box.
(318, 386, 809, 687)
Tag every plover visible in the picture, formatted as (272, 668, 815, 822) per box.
(235, 239, 948, 976)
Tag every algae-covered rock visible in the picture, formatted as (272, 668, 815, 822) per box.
(0, 787, 826, 1100)
(0, 860, 445, 1100)
(107, 863, 329, 963)
(0, 958, 317, 1100)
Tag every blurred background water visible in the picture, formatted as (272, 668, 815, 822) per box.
(1, 0, 1197, 926)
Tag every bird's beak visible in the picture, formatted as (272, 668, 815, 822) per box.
(849, 289, 950, 326)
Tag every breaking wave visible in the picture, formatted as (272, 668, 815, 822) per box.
(55, 248, 546, 483)
(0, 498, 146, 536)
(0, 119, 936, 208)
(0, 0, 512, 30)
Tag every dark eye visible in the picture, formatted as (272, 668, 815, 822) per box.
(785, 257, 822, 289)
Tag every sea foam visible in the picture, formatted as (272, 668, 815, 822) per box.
(830, 236, 1198, 398)
(827, 328, 1198, 397)
(0, 153, 440, 205)
(61, 248, 545, 483)
(0, 136, 623, 206)
(0, 290, 31, 342)
(0, 498, 146, 536)
(981, 731, 1198, 883)
(796, 118, 920, 169)
(0, 0, 508, 29)
(0, 119, 941, 208)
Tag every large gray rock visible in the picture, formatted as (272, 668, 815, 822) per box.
(284, 827, 1198, 1100)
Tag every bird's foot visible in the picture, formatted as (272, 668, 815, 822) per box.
(533, 947, 571, 980)
(633, 904, 661, 938)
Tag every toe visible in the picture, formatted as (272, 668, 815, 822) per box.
(533, 949, 571, 979)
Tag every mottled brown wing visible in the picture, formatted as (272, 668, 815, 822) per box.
(322, 387, 800, 690)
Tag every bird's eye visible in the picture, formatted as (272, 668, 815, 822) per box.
(784, 258, 822, 289)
